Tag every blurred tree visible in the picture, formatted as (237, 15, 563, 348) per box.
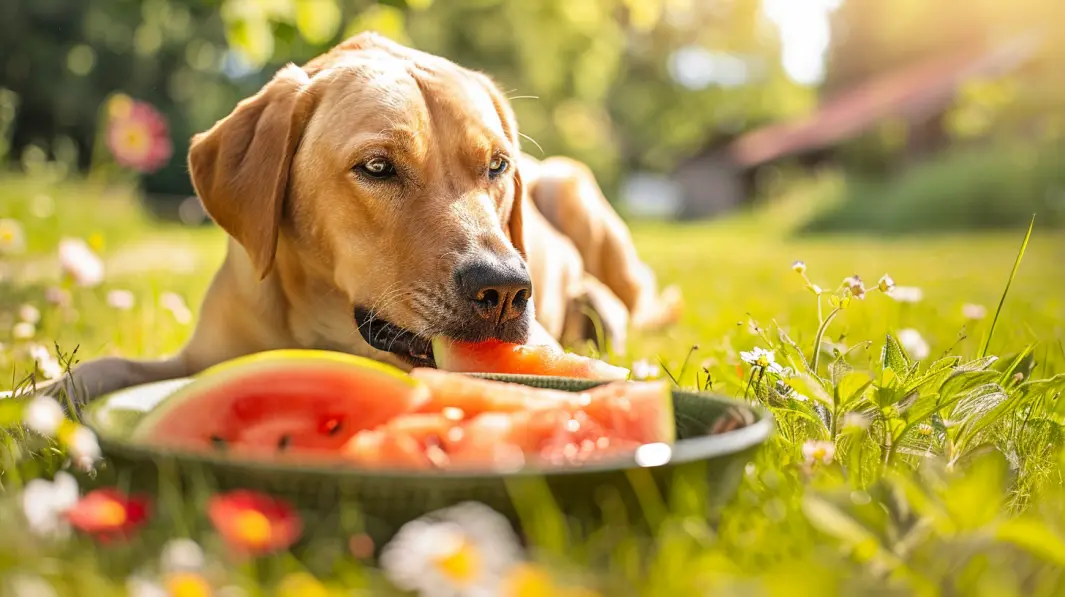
(1, 0, 810, 199)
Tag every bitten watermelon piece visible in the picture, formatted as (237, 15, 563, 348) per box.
(131, 350, 429, 457)
(432, 338, 630, 380)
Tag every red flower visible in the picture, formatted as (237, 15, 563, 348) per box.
(66, 489, 150, 540)
(106, 98, 173, 174)
(207, 490, 302, 555)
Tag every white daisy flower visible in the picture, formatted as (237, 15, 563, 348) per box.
(66, 425, 102, 467)
(58, 238, 104, 288)
(0, 218, 27, 255)
(23, 395, 65, 437)
(962, 303, 988, 320)
(630, 359, 660, 381)
(380, 502, 522, 597)
(877, 274, 895, 293)
(802, 440, 835, 465)
(897, 328, 930, 360)
(21, 471, 79, 538)
(161, 538, 206, 573)
(27, 344, 63, 380)
(106, 289, 136, 311)
(889, 286, 924, 304)
(19, 304, 41, 324)
(12, 321, 36, 340)
(739, 347, 787, 375)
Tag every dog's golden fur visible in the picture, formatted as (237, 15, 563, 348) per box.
(18, 32, 682, 404)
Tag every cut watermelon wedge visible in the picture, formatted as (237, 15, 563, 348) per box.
(131, 350, 429, 457)
(432, 338, 630, 380)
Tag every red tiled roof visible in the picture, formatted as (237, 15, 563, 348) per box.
(727, 37, 1038, 168)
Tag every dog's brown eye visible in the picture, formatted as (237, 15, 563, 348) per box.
(488, 156, 508, 178)
(356, 157, 396, 179)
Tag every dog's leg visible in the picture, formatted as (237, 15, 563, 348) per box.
(527, 156, 683, 331)
(561, 274, 630, 358)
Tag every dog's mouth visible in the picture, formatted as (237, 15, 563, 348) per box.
(354, 307, 435, 368)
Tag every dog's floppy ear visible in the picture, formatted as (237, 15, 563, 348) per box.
(506, 169, 527, 258)
(188, 64, 316, 279)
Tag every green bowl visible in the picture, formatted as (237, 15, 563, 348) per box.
(83, 374, 772, 540)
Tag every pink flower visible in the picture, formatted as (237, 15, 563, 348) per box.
(106, 99, 173, 174)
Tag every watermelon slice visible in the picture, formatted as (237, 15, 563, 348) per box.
(131, 350, 429, 457)
(432, 339, 630, 380)
(340, 372, 675, 470)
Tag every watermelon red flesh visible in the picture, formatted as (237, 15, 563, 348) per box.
(339, 374, 674, 470)
(432, 339, 630, 381)
(412, 369, 674, 444)
(132, 354, 429, 456)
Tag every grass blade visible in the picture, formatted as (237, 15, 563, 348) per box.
(981, 214, 1035, 358)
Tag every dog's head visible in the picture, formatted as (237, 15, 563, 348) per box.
(188, 33, 531, 367)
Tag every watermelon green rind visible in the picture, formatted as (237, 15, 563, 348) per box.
(130, 349, 429, 442)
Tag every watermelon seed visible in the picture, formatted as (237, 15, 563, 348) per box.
(210, 435, 227, 450)
(278, 435, 292, 451)
(325, 419, 343, 436)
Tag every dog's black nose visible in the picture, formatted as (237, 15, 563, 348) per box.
(456, 256, 532, 325)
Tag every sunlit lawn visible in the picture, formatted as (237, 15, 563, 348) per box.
(2, 173, 1065, 596)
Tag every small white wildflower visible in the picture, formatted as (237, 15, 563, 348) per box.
(0, 218, 27, 255)
(66, 425, 101, 465)
(630, 359, 660, 381)
(19, 304, 41, 324)
(897, 328, 930, 360)
(58, 238, 104, 287)
(877, 274, 895, 293)
(740, 347, 787, 375)
(12, 321, 36, 340)
(889, 286, 924, 304)
(380, 501, 522, 597)
(161, 538, 206, 573)
(802, 440, 836, 465)
(917, 423, 934, 437)
(106, 289, 136, 311)
(791, 260, 806, 274)
(27, 344, 63, 380)
(23, 395, 65, 437)
(962, 303, 988, 320)
(21, 471, 79, 538)
(843, 275, 866, 300)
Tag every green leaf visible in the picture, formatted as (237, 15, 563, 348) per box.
(882, 334, 910, 380)
(995, 518, 1065, 567)
(837, 371, 875, 410)
(981, 214, 1034, 357)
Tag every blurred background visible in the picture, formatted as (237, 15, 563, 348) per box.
(1, 0, 1063, 234)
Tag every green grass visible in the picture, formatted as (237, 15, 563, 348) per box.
(2, 173, 1065, 596)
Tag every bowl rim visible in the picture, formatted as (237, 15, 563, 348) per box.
(84, 375, 774, 480)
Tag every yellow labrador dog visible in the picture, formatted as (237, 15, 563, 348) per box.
(21, 32, 682, 405)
